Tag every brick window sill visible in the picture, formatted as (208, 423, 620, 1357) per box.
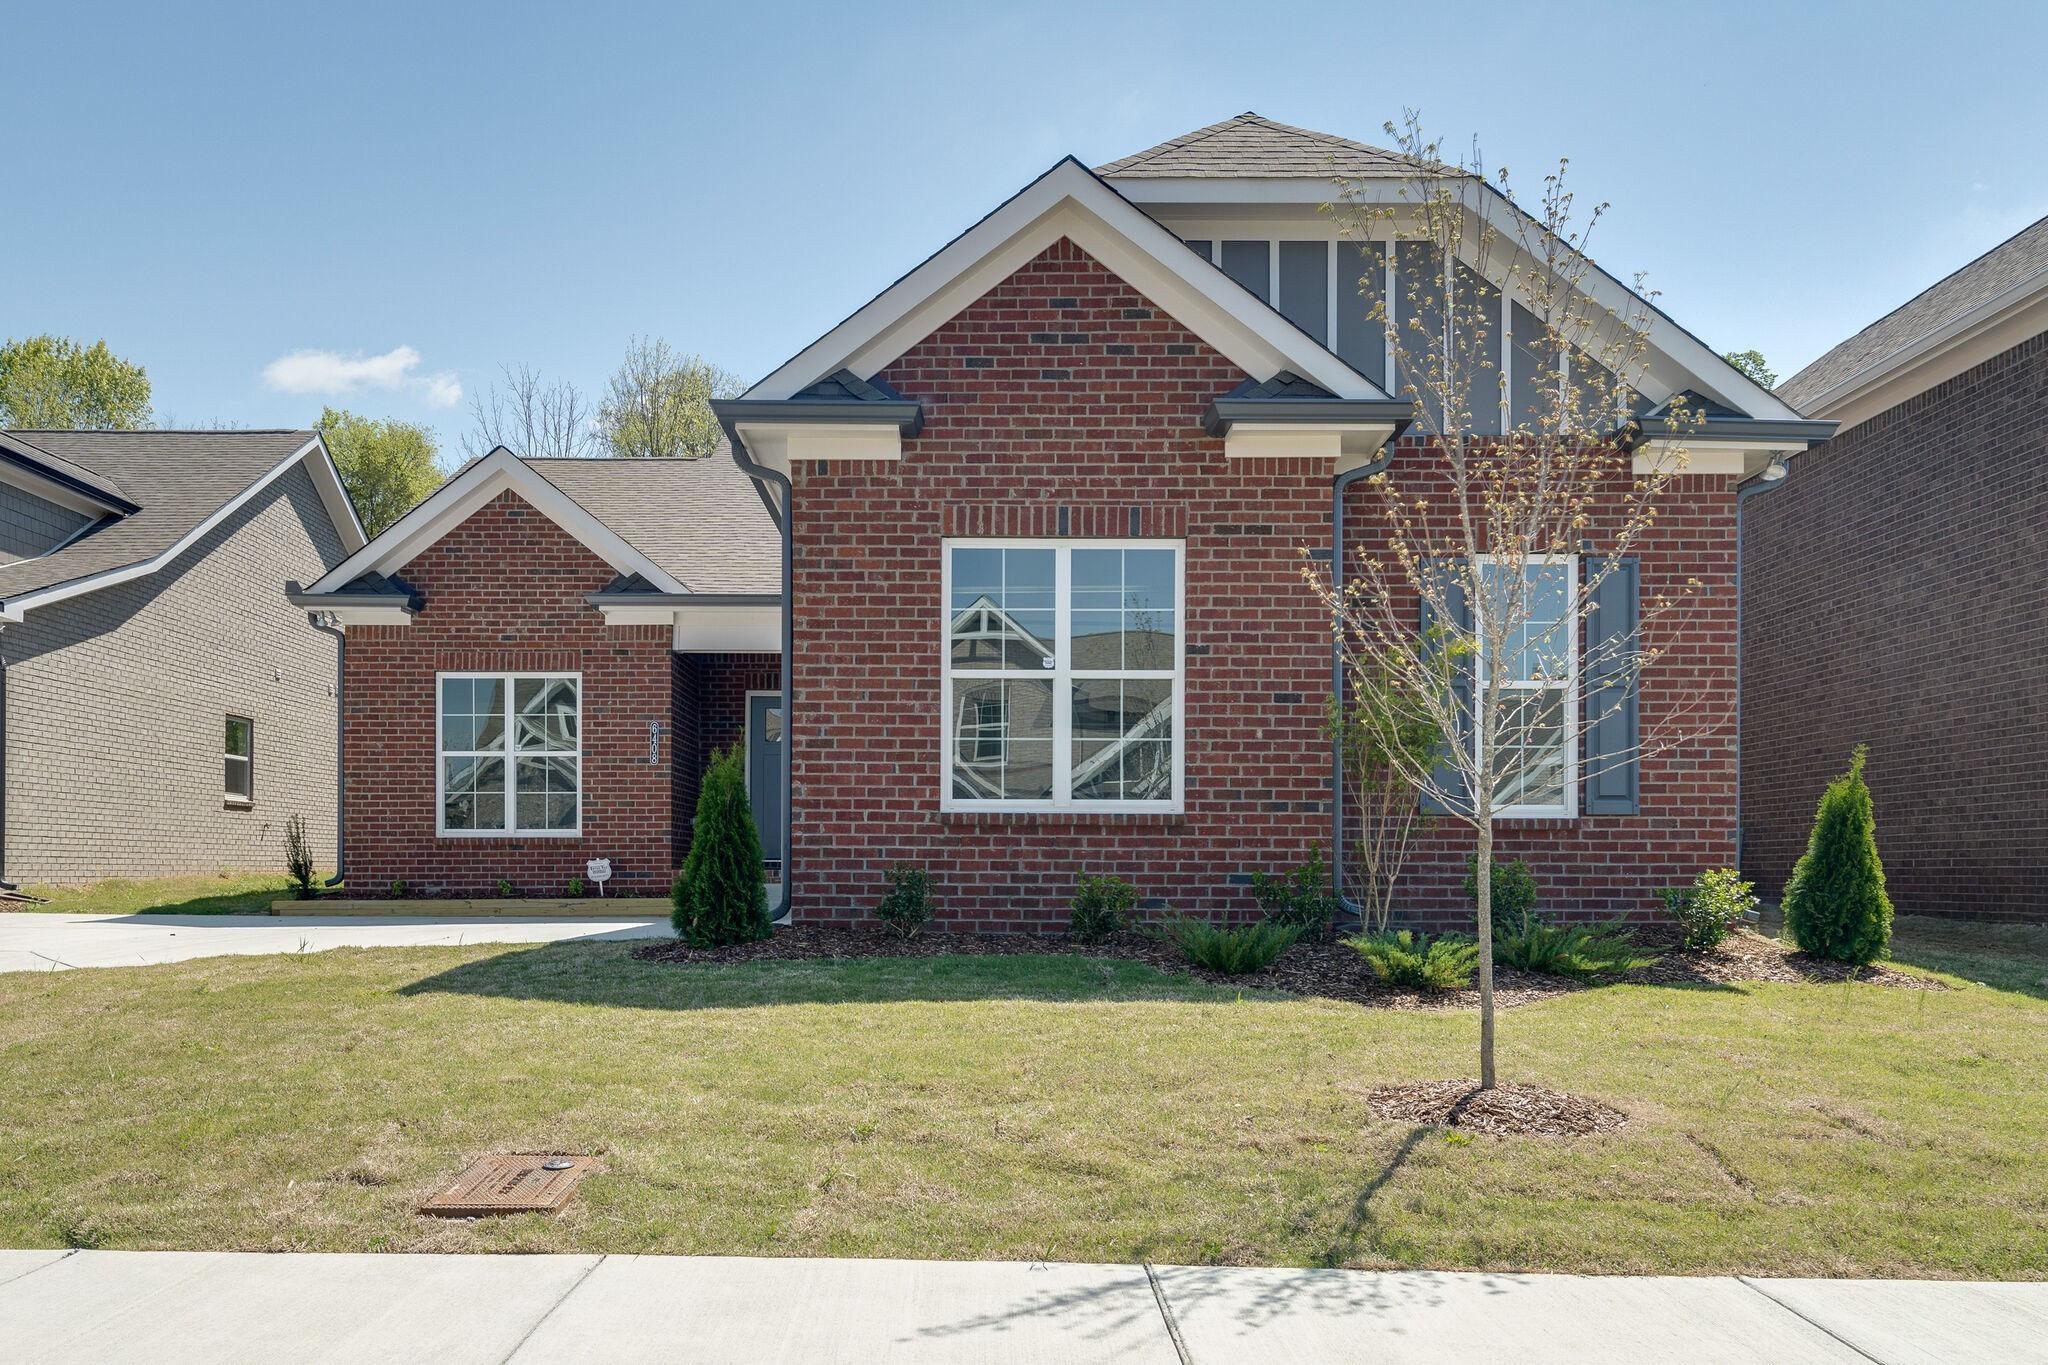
(224, 800, 254, 813)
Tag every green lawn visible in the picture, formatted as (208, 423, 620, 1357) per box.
(15, 872, 301, 915)
(0, 916, 2042, 1276)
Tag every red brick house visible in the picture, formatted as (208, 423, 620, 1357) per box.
(1745, 213, 2048, 922)
(296, 114, 1833, 926)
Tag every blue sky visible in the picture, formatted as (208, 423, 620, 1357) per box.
(7, 0, 2043, 441)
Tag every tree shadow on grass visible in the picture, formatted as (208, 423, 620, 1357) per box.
(397, 940, 1280, 1011)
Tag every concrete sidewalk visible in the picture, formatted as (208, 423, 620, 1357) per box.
(1, 1250, 2041, 1364)
(0, 912, 668, 974)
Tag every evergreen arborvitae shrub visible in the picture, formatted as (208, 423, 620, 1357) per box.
(1782, 745, 1893, 964)
(671, 742, 772, 947)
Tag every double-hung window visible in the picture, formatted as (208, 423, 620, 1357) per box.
(438, 673, 581, 835)
(224, 716, 253, 806)
(1476, 557, 1576, 818)
(943, 540, 1182, 811)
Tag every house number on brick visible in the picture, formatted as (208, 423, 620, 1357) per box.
(648, 719, 661, 763)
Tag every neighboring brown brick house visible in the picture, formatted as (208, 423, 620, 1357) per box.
(0, 430, 364, 885)
(1745, 216, 2048, 922)
(303, 114, 1833, 926)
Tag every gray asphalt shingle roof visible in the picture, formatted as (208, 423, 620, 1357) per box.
(0, 429, 318, 604)
(1779, 213, 2048, 411)
(525, 442, 779, 596)
(1097, 112, 1417, 180)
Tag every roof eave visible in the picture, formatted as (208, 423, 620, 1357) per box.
(1202, 397, 1415, 438)
(710, 398, 925, 438)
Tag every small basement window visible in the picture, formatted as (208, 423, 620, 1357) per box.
(225, 716, 254, 806)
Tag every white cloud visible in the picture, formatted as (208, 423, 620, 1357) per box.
(261, 345, 462, 408)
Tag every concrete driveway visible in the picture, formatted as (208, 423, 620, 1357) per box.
(0, 912, 669, 974)
(1, 1250, 2043, 1363)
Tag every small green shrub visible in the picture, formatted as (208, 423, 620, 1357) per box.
(874, 863, 936, 940)
(1494, 918, 1658, 978)
(282, 813, 317, 900)
(1157, 915, 1302, 974)
(1249, 844, 1339, 939)
(1463, 855, 1538, 931)
(388, 878, 406, 899)
(1346, 929, 1480, 991)
(495, 878, 514, 898)
(672, 742, 772, 947)
(1070, 873, 1138, 942)
(1659, 867, 1756, 949)
(1783, 746, 1893, 964)
(567, 877, 585, 898)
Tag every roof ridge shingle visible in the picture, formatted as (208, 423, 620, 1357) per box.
(1096, 111, 1415, 179)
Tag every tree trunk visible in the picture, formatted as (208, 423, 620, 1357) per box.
(1475, 818, 1497, 1090)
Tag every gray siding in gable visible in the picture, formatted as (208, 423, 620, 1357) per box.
(0, 483, 92, 563)
(1, 462, 349, 884)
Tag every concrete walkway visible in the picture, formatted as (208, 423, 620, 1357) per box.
(0, 912, 668, 974)
(0, 1250, 2041, 1363)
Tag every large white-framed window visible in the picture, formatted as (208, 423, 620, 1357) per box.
(436, 672, 582, 837)
(942, 540, 1184, 812)
(1474, 556, 1577, 819)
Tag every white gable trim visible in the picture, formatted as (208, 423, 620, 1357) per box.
(747, 158, 1390, 403)
(305, 448, 688, 597)
(1, 438, 362, 623)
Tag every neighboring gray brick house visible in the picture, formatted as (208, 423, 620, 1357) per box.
(0, 430, 365, 885)
(1743, 215, 2048, 922)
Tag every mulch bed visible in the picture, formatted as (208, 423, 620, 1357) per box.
(631, 922, 1942, 1010)
(1367, 1079, 1630, 1136)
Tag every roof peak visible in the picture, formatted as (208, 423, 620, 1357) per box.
(1096, 112, 1415, 179)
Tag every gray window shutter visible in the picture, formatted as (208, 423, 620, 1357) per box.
(1417, 562, 1473, 818)
(1582, 558, 1640, 814)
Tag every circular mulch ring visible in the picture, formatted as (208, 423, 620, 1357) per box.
(629, 922, 1944, 1010)
(1367, 1079, 1629, 1137)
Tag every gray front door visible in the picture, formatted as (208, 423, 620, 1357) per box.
(746, 693, 784, 865)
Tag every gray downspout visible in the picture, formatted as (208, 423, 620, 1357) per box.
(307, 612, 346, 888)
(1330, 447, 1395, 928)
(723, 422, 795, 919)
(1733, 460, 1794, 883)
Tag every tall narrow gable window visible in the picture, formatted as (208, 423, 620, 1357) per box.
(944, 541, 1183, 811)
(438, 673, 582, 836)
(224, 716, 253, 806)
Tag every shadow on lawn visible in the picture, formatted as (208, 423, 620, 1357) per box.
(397, 941, 1265, 1011)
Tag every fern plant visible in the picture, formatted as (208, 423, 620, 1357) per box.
(1156, 915, 1301, 974)
(1493, 918, 1658, 979)
(1346, 929, 1479, 991)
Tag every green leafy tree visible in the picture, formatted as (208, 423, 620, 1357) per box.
(598, 336, 743, 459)
(671, 742, 771, 946)
(0, 335, 153, 429)
(1723, 349, 1776, 389)
(315, 406, 443, 537)
(1782, 746, 1893, 964)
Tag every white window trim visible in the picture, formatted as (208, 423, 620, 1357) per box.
(224, 715, 254, 807)
(940, 539, 1186, 814)
(434, 670, 585, 838)
(1473, 554, 1579, 821)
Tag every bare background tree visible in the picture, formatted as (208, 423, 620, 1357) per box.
(597, 336, 743, 459)
(1310, 114, 1708, 1090)
(463, 363, 599, 460)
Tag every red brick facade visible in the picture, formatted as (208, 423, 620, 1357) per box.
(784, 240, 1742, 930)
(1742, 331, 2048, 922)
(341, 490, 761, 898)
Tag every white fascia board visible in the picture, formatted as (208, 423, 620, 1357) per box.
(1632, 440, 1787, 476)
(302, 437, 369, 552)
(321, 603, 418, 627)
(0, 438, 323, 623)
(671, 603, 781, 652)
(306, 448, 687, 596)
(1792, 280, 2048, 430)
(0, 461, 123, 518)
(733, 422, 901, 465)
(748, 159, 1387, 403)
(1222, 422, 1398, 466)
